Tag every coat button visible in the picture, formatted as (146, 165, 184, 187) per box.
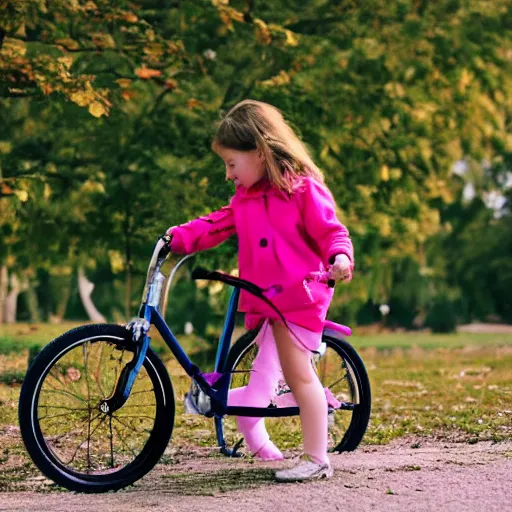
(259, 238, 268, 247)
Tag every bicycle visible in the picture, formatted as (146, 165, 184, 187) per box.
(18, 235, 371, 493)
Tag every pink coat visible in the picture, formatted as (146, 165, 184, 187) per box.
(169, 177, 354, 332)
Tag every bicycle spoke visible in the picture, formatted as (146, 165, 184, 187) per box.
(39, 410, 90, 421)
(39, 387, 88, 404)
(112, 414, 152, 437)
(111, 422, 139, 459)
(114, 414, 156, 421)
(64, 414, 107, 468)
(82, 343, 93, 470)
(38, 405, 89, 412)
(128, 388, 155, 397)
(43, 410, 102, 438)
(46, 368, 72, 390)
(109, 415, 114, 469)
(325, 372, 349, 390)
(119, 404, 156, 410)
(94, 342, 107, 397)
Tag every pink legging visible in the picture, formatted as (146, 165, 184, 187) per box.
(227, 320, 335, 462)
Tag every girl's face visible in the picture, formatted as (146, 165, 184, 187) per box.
(214, 145, 266, 189)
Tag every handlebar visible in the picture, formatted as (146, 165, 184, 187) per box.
(158, 233, 173, 259)
(139, 233, 337, 319)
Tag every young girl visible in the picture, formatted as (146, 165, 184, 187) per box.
(167, 100, 353, 482)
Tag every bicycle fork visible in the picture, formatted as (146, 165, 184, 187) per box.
(98, 319, 151, 415)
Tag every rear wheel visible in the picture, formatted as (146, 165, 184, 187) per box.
(225, 329, 371, 452)
(19, 324, 175, 492)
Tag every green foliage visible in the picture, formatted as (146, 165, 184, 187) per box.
(0, 370, 24, 385)
(425, 295, 458, 333)
(0, 0, 511, 327)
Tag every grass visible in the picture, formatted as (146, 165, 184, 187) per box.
(350, 332, 512, 350)
(0, 323, 511, 460)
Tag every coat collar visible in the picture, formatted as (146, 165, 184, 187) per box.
(234, 177, 299, 201)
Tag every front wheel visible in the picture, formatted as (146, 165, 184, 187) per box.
(18, 324, 175, 493)
(225, 330, 371, 453)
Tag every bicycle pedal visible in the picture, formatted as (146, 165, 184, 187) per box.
(184, 392, 201, 415)
(184, 380, 213, 416)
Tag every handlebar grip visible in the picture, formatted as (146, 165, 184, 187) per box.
(157, 234, 172, 259)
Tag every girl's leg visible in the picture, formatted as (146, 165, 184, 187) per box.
(271, 321, 329, 465)
(227, 322, 283, 460)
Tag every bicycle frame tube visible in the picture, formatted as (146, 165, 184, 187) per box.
(215, 287, 240, 373)
(151, 306, 197, 376)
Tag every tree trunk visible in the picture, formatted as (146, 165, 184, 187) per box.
(78, 267, 106, 323)
(26, 281, 41, 323)
(0, 265, 7, 323)
(5, 273, 28, 323)
(49, 274, 72, 323)
(124, 209, 133, 321)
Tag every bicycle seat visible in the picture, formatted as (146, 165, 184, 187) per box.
(323, 319, 352, 337)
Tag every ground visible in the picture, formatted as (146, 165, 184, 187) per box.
(1, 325, 511, 511)
(0, 427, 510, 512)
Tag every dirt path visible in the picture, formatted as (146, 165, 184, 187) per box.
(1, 438, 511, 512)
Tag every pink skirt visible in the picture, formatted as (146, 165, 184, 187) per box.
(257, 319, 323, 353)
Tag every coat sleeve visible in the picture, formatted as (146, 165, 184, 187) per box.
(299, 178, 354, 271)
(167, 204, 236, 255)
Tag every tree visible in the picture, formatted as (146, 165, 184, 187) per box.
(1, 0, 511, 325)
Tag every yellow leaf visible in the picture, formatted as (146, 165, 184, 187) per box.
(70, 90, 90, 107)
(254, 19, 272, 45)
(123, 12, 138, 23)
(505, 133, 512, 152)
(1, 182, 14, 196)
(356, 185, 375, 199)
(284, 29, 299, 47)
(92, 33, 116, 49)
(374, 213, 391, 237)
(55, 38, 80, 50)
(44, 183, 52, 200)
(380, 118, 392, 132)
(260, 70, 291, 87)
(14, 189, 29, 202)
(0, 142, 12, 154)
(82, 180, 105, 193)
(88, 101, 107, 118)
(380, 165, 390, 181)
(135, 67, 162, 79)
(108, 250, 125, 274)
(58, 55, 74, 69)
(187, 98, 202, 109)
(116, 78, 132, 88)
(2, 37, 27, 57)
(121, 90, 135, 101)
(356, 38, 385, 60)
(209, 281, 224, 295)
(390, 168, 402, 180)
(458, 68, 473, 93)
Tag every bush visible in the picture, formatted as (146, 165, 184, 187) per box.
(0, 370, 25, 385)
(425, 296, 457, 333)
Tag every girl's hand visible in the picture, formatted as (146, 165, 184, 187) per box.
(329, 254, 352, 282)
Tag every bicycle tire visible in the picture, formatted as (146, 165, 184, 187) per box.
(19, 324, 175, 493)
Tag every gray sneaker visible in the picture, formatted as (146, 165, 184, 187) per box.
(275, 454, 333, 482)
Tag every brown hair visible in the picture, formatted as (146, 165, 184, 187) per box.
(212, 99, 324, 193)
